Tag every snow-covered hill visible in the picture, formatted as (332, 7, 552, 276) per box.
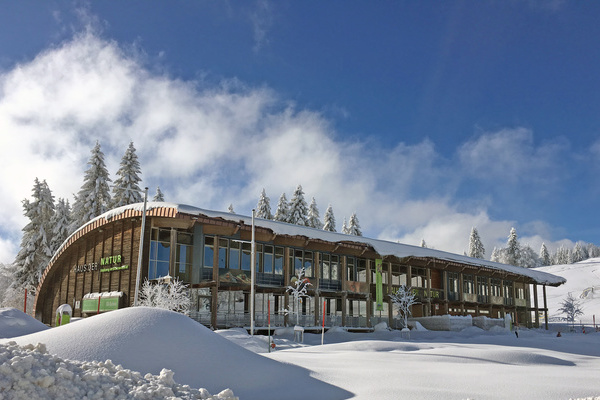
(535, 258, 600, 326)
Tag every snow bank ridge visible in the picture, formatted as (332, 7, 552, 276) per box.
(0, 341, 238, 400)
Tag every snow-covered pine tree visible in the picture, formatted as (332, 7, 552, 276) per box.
(341, 218, 349, 234)
(112, 141, 143, 208)
(572, 242, 586, 263)
(490, 247, 501, 263)
(287, 185, 309, 226)
(50, 198, 72, 255)
(273, 193, 289, 222)
(468, 227, 485, 259)
(519, 245, 540, 268)
(348, 212, 362, 236)
(558, 293, 583, 328)
(505, 227, 520, 266)
(420, 239, 427, 248)
(13, 179, 55, 293)
(307, 197, 322, 229)
(323, 204, 336, 232)
(256, 188, 273, 219)
(153, 186, 165, 202)
(228, 204, 235, 213)
(539, 243, 551, 266)
(70, 141, 112, 232)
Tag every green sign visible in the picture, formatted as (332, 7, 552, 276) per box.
(375, 259, 383, 311)
(82, 296, 120, 313)
(100, 265, 129, 273)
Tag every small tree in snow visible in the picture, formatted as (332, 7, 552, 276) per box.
(307, 197, 323, 229)
(137, 276, 190, 314)
(228, 204, 235, 213)
(153, 186, 165, 202)
(468, 227, 485, 259)
(540, 243, 551, 266)
(286, 267, 312, 326)
(273, 193, 289, 222)
(323, 204, 336, 232)
(558, 293, 583, 328)
(256, 188, 273, 219)
(111, 141, 143, 208)
(341, 218, 349, 234)
(420, 239, 427, 248)
(390, 285, 418, 330)
(505, 227, 520, 266)
(287, 184, 309, 226)
(347, 212, 362, 236)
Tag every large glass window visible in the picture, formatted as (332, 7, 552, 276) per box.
(274, 247, 284, 275)
(463, 274, 475, 294)
(149, 228, 171, 280)
(347, 257, 356, 281)
(490, 278, 502, 297)
(218, 239, 228, 269)
(503, 280, 513, 298)
(241, 242, 251, 271)
(357, 259, 367, 282)
(411, 267, 426, 287)
(263, 245, 274, 273)
(204, 236, 214, 268)
(331, 255, 340, 281)
(321, 253, 331, 280)
(175, 232, 193, 282)
(229, 241, 240, 270)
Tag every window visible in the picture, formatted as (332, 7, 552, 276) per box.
(411, 267, 426, 288)
(175, 232, 193, 282)
(463, 274, 475, 294)
(274, 247, 284, 275)
(357, 259, 367, 282)
(229, 241, 240, 269)
(218, 239, 228, 269)
(347, 257, 356, 281)
(149, 228, 171, 280)
(263, 245, 274, 273)
(321, 253, 331, 280)
(331, 255, 340, 281)
(490, 278, 502, 297)
(241, 242, 251, 271)
(503, 281, 513, 298)
(447, 272, 459, 293)
(204, 236, 214, 268)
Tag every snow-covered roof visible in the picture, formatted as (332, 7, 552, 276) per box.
(63, 202, 566, 287)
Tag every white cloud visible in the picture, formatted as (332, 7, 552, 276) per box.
(458, 127, 568, 187)
(0, 28, 584, 265)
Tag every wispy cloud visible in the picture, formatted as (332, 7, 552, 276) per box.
(250, 0, 274, 53)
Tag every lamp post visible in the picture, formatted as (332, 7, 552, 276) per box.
(250, 208, 256, 335)
(133, 187, 149, 306)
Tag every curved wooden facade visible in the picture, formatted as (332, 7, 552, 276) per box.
(35, 203, 564, 329)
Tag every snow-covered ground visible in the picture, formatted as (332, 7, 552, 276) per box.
(535, 258, 600, 326)
(1, 305, 599, 400)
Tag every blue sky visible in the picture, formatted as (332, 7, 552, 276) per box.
(0, 1, 599, 264)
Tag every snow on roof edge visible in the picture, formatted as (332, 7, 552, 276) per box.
(52, 202, 566, 287)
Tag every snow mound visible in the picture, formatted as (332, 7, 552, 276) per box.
(0, 308, 49, 338)
(0, 307, 350, 400)
(373, 322, 390, 331)
(0, 341, 236, 399)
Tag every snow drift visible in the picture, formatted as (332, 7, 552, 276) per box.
(1, 307, 351, 400)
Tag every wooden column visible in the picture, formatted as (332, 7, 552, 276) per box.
(533, 284, 539, 328)
(341, 256, 347, 327)
(543, 284, 548, 330)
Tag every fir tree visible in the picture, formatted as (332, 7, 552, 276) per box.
(256, 188, 272, 219)
(50, 198, 72, 255)
(228, 204, 235, 213)
(420, 239, 427, 248)
(112, 141, 143, 208)
(273, 193, 289, 222)
(348, 212, 362, 236)
(468, 227, 485, 259)
(153, 186, 165, 202)
(519, 245, 540, 268)
(307, 197, 322, 229)
(70, 141, 112, 232)
(323, 204, 336, 232)
(540, 243, 551, 266)
(490, 247, 501, 263)
(505, 227, 520, 266)
(341, 218, 349, 234)
(287, 185, 309, 226)
(572, 242, 586, 263)
(13, 179, 55, 292)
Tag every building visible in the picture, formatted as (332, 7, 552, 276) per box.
(34, 203, 565, 329)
